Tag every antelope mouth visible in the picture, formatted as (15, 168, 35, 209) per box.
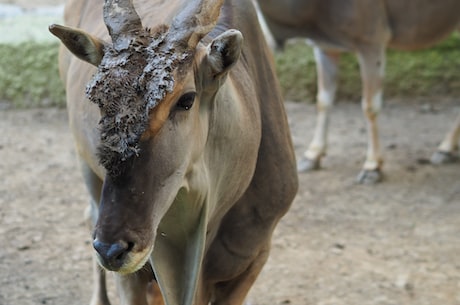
(94, 240, 154, 275)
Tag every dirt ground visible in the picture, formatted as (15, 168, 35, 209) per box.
(1, 97, 459, 305)
(1, 1, 460, 304)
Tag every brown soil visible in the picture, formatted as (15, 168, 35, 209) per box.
(1, 1, 459, 304)
(1, 98, 459, 305)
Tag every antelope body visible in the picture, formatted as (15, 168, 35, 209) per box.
(50, 0, 298, 304)
(258, 0, 460, 183)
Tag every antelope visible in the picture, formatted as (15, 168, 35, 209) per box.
(49, 0, 298, 304)
(258, 0, 460, 183)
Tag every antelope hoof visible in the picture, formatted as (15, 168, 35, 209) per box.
(297, 156, 320, 172)
(356, 169, 382, 184)
(430, 150, 459, 165)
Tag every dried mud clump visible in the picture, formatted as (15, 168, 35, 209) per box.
(86, 26, 192, 176)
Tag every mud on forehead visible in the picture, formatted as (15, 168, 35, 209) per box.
(86, 26, 193, 176)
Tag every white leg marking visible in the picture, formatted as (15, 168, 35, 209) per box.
(305, 47, 339, 161)
(358, 48, 386, 173)
(438, 112, 460, 153)
(362, 90, 383, 171)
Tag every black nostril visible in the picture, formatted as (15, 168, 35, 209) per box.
(93, 239, 132, 270)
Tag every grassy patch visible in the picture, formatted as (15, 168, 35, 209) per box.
(0, 41, 65, 108)
(0, 33, 459, 108)
(275, 32, 460, 102)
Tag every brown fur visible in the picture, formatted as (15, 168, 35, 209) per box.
(258, 0, 460, 183)
(52, 0, 298, 304)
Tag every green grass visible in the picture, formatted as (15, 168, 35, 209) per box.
(275, 32, 460, 102)
(0, 32, 459, 108)
(0, 41, 65, 108)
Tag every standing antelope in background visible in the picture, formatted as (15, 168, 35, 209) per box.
(258, 0, 460, 183)
(49, 0, 298, 304)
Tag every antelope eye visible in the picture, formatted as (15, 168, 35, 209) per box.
(176, 92, 196, 111)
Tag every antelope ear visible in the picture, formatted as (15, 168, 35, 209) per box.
(49, 24, 106, 66)
(205, 29, 243, 78)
